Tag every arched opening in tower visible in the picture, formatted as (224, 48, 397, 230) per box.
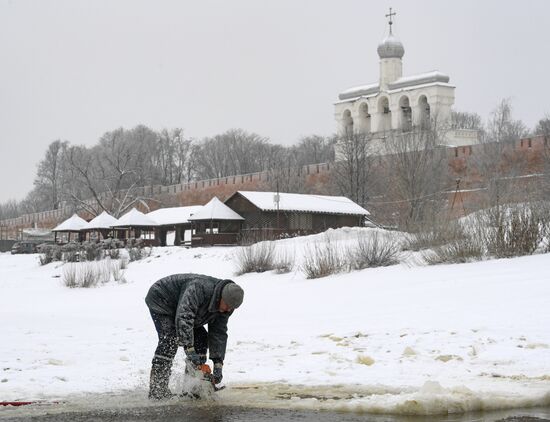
(378, 97, 391, 132)
(418, 95, 430, 129)
(343, 109, 354, 135)
(399, 95, 412, 132)
(359, 103, 371, 133)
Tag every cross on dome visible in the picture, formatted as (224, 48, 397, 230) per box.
(385, 7, 396, 34)
(377, 7, 404, 60)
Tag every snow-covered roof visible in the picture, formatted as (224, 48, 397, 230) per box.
(338, 71, 451, 102)
(234, 191, 370, 216)
(146, 206, 203, 226)
(52, 214, 88, 232)
(82, 211, 119, 230)
(388, 71, 450, 90)
(338, 82, 379, 101)
(111, 208, 157, 228)
(188, 197, 244, 221)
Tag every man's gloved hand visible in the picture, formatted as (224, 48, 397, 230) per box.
(184, 346, 202, 366)
(212, 362, 223, 384)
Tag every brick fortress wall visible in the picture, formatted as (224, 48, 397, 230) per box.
(0, 163, 333, 238)
(0, 136, 547, 237)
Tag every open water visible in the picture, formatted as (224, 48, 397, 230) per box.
(1, 402, 550, 422)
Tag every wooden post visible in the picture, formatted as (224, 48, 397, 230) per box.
(174, 227, 181, 246)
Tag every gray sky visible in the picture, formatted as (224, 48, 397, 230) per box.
(1, 0, 549, 203)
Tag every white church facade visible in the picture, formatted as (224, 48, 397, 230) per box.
(334, 10, 478, 149)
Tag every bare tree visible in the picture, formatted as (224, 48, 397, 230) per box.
(382, 120, 449, 230)
(332, 131, 373, 208)
(535, 114, 550, 138)
(473, 99, 529, 209)
(193, 129, 271, 179)
(451, 110, 484, 131)
(486, 99, 528, 144)
(264, 145, 308, 193)
(33, 140, 69, 210)
(293, 135, 336, 166)
(534, 114, 550, 199)
(65, 127, 155, 217)
(0, 199, 20, 220)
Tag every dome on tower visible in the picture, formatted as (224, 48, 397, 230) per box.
(377, 34, 405, 59)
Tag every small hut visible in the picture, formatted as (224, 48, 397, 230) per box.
(146, 206, 203, 246)
(52, 213, 88, 243)
(111, 208, 159, 246)
(81, 211, 119, 242)
(188, 197, 244, 246)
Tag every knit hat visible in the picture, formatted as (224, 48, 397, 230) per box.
(221, 282, 244, 309)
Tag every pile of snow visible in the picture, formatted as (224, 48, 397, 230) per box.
(0, 227, 549, 415)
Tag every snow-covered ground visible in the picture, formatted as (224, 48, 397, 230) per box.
(1, 227, 549, 415)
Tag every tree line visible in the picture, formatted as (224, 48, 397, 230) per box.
(1, 98, 549, 225)
(0, 127, 335, 219)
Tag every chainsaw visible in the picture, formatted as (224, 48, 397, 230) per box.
(180, 362, 225, 399)
(197, 363, 225, 392)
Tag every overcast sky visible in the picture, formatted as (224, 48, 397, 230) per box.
(1, 0, 549, 203)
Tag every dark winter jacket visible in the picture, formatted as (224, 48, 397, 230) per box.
(145, 273, 234, 362)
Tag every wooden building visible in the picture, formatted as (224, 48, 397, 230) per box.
(112, 208, 158, 246)
(81, 211, 119, 242)
(224, 191, 370, 239)
(147, 206, 202, 246)
(52, 213, 87, 243)
(188, 197, 244, 246)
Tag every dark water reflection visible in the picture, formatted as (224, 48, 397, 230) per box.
(2, 403, 550, 422)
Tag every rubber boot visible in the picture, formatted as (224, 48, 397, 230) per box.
(148, 357, 173, 400)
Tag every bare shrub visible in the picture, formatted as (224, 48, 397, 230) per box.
(423, 238, 485, 265)
(120, 256, 129, 269)
(111, 259, 121, 281)
(39, 244, 63, 265)
(273, 248, 295, 274)
(126, 238, 151, 262)
(98, 258, 112, 283)
(348, 231, 400, 269)
(403, 220, 465, 252)
(39, 254, 53, 266)
(127, 247, 142, 262)
(62, 262, 100, 288)
(301, 236, 344, 279)
(61, 242, 81, 262)
(81, 241, 103, 261)
(62, 264, 78, 288)
(235, 241, 276, 275)
(110, 259, 126, 283)
(80, 263, 100, 288)
(106, 248, 120, 259)
(478, 205, 546, 258)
